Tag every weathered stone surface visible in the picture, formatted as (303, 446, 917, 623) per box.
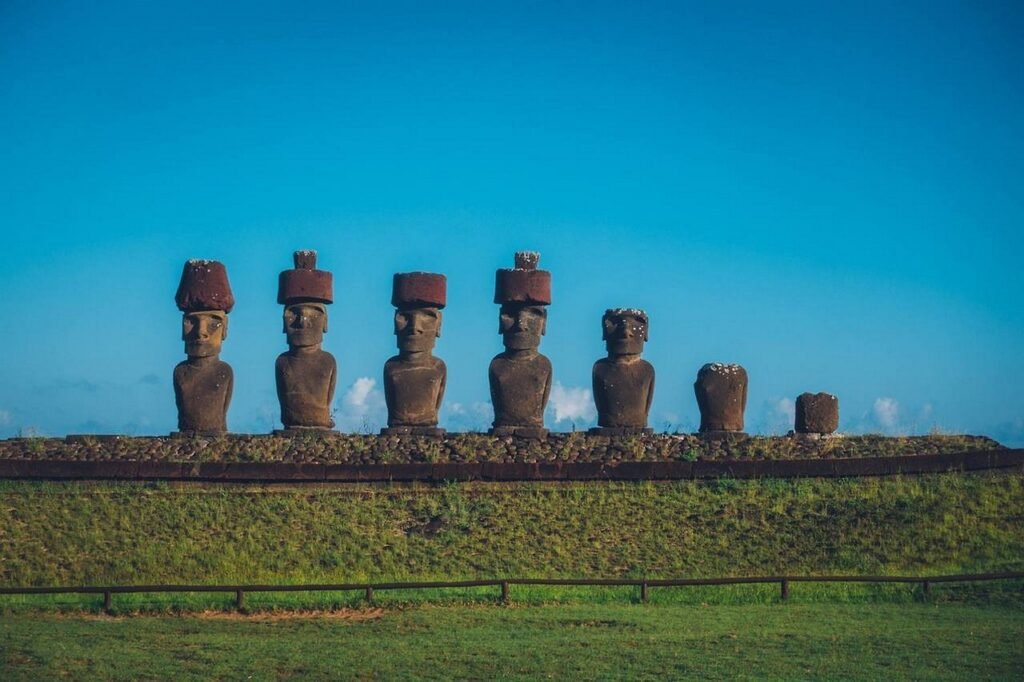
(174, 355, 232, 433)
(173, 260, 234, 434)
(379, 426, 446, 437)
(489, 425, 549, 439)
(587, 426, 653, 436)
(592, 308, 655, 430)
(276, 251, 337, 429)
(489, 253, 552, 436)
(694, 363, 748, 433)
(795, 392, 839, 434)
(0, 433, 1006, 467)
(384, 272, 447, 431)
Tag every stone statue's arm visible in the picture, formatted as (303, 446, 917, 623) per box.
(223, 364, 234, 417)
(327, 355, 338, 405)
(645, 366, 655, 418)
(436, 359, 447, 414)
(542, 360, 553, 412)
(172, 365, 184, 413)
(591, 362, 605, 418)
(383, 361, 395, 416)
(487, 359, 500, 413)
(275, 357, 287, 422)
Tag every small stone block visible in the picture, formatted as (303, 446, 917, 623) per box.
(489, 426, 549, 440)
(697, 430, 749, 441)
(795, 392, 839, 434)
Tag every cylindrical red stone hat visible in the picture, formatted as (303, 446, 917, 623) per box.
(494, 251, 551, 305)
(392, 272, 446, 309)
(175, 259, 235, 313)
(277, 250, 333, 305)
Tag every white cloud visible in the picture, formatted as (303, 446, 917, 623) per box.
(548, 382, 596, 424)
(335, 377, 386, 432)
(344, 377, 377, 410)
(440, 400, 493, 431)
(873, 397, 900, 432)
(761, 397, 795, 435)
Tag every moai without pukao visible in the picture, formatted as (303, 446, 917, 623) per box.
(173, 259, 234, 434)
(275, 251, 337, 432)
(382, 272, 447, 437)
(590, 309, 655, 435)
(694, 362, 748, 437)
(489, 252, 552, 439)
(795, 392, 839, 437)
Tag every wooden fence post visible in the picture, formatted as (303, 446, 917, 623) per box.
(780, 580, 789, 601)
(641, 581, 649, 604)
(501, 581, 510, 604)
(365, 586, 374, 604)
(103, 590, 112, 612)
(235, 589, 245, 610)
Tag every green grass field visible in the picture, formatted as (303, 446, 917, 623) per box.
(3, 602, 1022, 680)
(2, 468, 1022, 678)
(2, 474, 1022, 589)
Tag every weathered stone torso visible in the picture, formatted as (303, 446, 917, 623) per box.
(592, 357, 655, 428)
(276, 349, 337, 428)
(694, 363, 748, 433)
(383, 356, 446, 426)
(489, 352, 552, 427)
(173, 359, 233, 432)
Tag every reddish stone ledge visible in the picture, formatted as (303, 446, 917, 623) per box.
(0, 449, 1020, 482)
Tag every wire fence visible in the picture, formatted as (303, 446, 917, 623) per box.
(2, 572, 1021, 611)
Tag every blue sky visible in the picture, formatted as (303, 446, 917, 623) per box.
(1, 1, 1021, 443)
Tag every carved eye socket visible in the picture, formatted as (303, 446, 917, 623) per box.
(395, 312, 409, 329)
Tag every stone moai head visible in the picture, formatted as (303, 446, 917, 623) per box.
(694, 362, 748, 433)
(278, 250, 333, 350)
(495, 251, 551, 352)
(175, 259, 235, 358)
(603, 308, 648, 357)
(392, 272, 446, 353)
(795, 392, 839, 434)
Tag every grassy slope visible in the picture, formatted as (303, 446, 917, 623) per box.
(2, 474, 1022, 587)
(3, 603, 1023, 680)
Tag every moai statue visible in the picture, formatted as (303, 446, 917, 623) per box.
(488, 251, 552, 439)
(275, 250, 337, 432)
(173, 259, 234, 434)
(694, 363, 748, 436)
(382, 272, 447, 436)
(795, 392, 839, 437)
(589, 309, 655, 435)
